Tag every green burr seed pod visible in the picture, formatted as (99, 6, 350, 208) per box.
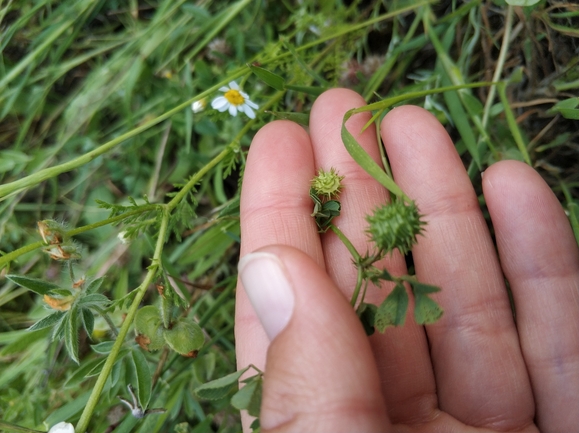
(366, 200, 426, 255)
(311, 167, 344, 199)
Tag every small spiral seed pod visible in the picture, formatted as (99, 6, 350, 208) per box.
(311, 167, 344, 200)
(366, 200, 426, 255)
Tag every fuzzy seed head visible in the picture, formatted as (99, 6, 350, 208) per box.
(366, 201, 426, 255)
(311, 168, 344, 199)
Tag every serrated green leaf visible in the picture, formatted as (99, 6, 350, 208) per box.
(231, 375, 262, 417)
(163, 318, 204, 356)
(131, 349, 152, 409)
(28, 311, 66, 331)
(64, 305, 80, 363)
(195, 366, 250, 400)
(375, 283, 408, 332)
(249, 64, 285, 91)
(86, 277, 105, 294)
(6, 274, 60, 295)
(413, 293, 444, 325)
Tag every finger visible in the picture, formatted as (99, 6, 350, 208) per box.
(238, 245, 390, 433)
(483, 160, 579, 432)
(235, 121, 323, 414)
(309, 90, 436, 424)
(381, 106, 534, 430)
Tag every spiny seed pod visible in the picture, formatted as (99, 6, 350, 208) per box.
(366, 200, 426, 255)
(311, 167, 344, 200)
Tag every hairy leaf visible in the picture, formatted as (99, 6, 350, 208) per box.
(6, 274, 60, 295)
(131, 349, 152, 409)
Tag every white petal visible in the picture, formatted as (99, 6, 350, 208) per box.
(211, 97, 228, 110)
(243, 105, 256, 119)
(240, 90, 249, 99)
(229, 104, 238, 116)
(218, 86, 230, 92)
(245, 99, 259, 109)
(229, 81, 239, 90)
(48, 422, 75, 433)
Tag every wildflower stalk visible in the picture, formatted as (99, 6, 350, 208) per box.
(75, 89, 282, 431)
(75, 208, 169, 433)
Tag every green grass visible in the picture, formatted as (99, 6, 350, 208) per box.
(0, 0, 578, 432)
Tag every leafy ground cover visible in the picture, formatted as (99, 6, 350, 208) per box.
(0, 0, 577, 432)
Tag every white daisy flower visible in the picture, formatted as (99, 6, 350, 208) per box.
(48, 422, 75, 433)
(191, 98, 206, 113)
(211, 81, 259, 119)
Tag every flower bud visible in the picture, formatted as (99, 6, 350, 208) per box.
(37, 220, 65, 245)
(44, 294, 75, 311)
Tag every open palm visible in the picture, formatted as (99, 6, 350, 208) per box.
(235, 89, 579, 433)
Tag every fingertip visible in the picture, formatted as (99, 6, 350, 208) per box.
(248, 245, 389, 432)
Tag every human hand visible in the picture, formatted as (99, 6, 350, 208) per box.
(235, 89, 579, 432)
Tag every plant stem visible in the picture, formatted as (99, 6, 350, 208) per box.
(0, 206, 158, 269)
(330, 225, 361, 261)
(482, 6, 513, 129)
(75, 208, 170, 433)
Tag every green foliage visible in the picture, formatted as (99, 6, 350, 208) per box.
(0, 0, 577, 432)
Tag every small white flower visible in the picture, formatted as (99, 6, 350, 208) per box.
(117, 230, 130, 244)
(211, 81, 259, 119)
(191, 98, 206, 113)
(48, 422, 75, 433)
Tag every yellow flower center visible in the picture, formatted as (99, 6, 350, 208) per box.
(224, 89, 245, 106)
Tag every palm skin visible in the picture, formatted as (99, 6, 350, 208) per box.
(235, 89, 579, 433)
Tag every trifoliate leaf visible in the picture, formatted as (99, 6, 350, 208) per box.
(163, 318, 204, 356)
(6, 274, 60, 295)
(413, 295, 443, 326)
(195, 366, 250, 400)
(375, 283, 408, 332)
(231, 375, 262, 417)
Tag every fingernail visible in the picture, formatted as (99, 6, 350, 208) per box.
(238, 252, 295, 341)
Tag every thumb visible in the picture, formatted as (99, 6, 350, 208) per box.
(238, 245, 390, 433)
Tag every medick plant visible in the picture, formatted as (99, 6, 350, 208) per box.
(310, 162, 443, 334)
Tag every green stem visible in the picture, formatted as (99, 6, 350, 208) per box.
(350, 266, 364, 307)
(330, 225, 361, 261)
(481, 6, 513, 129)
(92, 307, 119, 338)
(75, 208, 170, 433)
(0, 205, 158, 269)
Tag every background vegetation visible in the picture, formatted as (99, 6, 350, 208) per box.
(0, 0, 577, 432)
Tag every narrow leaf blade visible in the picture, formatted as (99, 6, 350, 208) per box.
(131, 349, 152, 409)
(6, 274, 60, 295)
(195, 366, 250, 400)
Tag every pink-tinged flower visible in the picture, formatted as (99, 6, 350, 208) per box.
(211, 81, 258, 119)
